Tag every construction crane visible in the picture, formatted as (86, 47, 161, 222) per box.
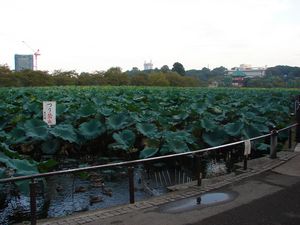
(22, 41, 41, 70)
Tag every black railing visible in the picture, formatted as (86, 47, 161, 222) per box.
(0, 123, 299, 225)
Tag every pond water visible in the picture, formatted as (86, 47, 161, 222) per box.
(0, 160, 228, 224)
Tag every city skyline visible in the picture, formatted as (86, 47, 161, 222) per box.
(0, 0, 300, 72)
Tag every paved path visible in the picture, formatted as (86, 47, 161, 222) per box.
(38, 148, 300, 225)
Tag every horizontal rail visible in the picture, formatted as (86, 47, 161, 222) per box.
(0, 123, 297, 184)
(277, 123, 298, 133)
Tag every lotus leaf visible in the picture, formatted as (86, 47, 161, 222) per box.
(50, 124, 78, 143)
(224, 121, 244, 137)
(203, 128, 228, 147)
(111, 129, 136, 151)
(136, 123, 159, 138)
(78, 119, 106, 140)
(139, 147, 159, 158)
(107, 113, 132, 130)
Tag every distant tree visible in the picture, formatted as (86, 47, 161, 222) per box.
(130, 73, 149, 86)
(104, 67, 129, 85)
(211, 66, 227, 76)
(160, 65, 170, 73)
(172, 62, 185, 76)
(0, 64, 11, 76)
(148, 72, 170, 86)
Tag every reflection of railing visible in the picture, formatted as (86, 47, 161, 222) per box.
(0, 123, 299, 225)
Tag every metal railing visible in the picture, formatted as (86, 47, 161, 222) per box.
(0, 123, 299, 225)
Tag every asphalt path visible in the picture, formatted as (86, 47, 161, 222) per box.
(191, 179, 300, 225)
(84, 154, 300, 225)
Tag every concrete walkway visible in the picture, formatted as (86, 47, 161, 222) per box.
(38, 146, 300, 225)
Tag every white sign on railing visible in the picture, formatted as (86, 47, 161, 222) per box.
(43, 101, 56, 126)
(244, 139, 251, 156)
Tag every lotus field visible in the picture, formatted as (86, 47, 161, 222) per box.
(0, 87, 298, 186)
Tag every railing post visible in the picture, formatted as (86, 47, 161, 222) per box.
(296, 95, 300, 143)
(270, 129, 278, 159)
(128, 166, 135, 204)
(29, 179, 37, 225)
(243, 155, 248, 170)
(243, 140, 251, 170)
(288, 128, 292, 149)
(195, 155, 202, 186)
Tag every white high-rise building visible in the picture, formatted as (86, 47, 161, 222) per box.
(144, 60, 153, 70)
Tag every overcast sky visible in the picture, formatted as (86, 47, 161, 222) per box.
(1, 0, 300, 72)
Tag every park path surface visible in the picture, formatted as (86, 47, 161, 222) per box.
(38, 145, 300, 225)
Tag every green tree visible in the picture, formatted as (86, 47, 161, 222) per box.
(130, 73, 149, 86)
(160, 65, 170, 73)
(148, 72, 170, 86)
(104, 67, 129, 85)
(172, 62, 185, 76)
(0, 64, 11, 76)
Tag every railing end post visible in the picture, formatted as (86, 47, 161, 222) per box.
(270, 129, 278, 159)
(30, 178, 37, 225)
(128, 166, 135, 204)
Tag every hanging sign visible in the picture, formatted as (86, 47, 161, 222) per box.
(43, 101, 56, 126)
(244, 139, 251, 156)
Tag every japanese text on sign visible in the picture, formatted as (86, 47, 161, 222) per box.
(43, 101, 56, 126)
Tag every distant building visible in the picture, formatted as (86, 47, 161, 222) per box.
(144, 60, 153, 70)
(231, 70, 247, 87)
(228, 64, 266, 78)
(15, 54, 34, 71)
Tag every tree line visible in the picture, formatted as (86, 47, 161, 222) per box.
(0, 63, 201, 87)
(0, 63, 299, 88)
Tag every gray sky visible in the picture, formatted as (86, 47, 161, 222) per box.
(1, 0, 300, 72)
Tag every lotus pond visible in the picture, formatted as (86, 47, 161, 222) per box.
(0, 86, 299, 223)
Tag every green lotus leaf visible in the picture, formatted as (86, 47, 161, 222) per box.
(22, 119, 48, 141)
(242, 124, 261, 139)
(92, 97, 104, 106)
(13, 159, 39, 176)
(201, 118, 217, 132)
(78, 119, 106, 140)
(107, 113, 131, 131)
(136, 123, 159, 138)
(24, 119, 46, 129)
(56, 104, 68, 116)
(50, 124, 78, 143)
(111, 129, 136, 151)
(160, 139, 189, 154)
(77, 104, 97, 118)
(139, 147, 159, 159)
(191, 103, 207, 114)
(203, 128, 228, 147)
(224, 121, 244, 137)
(41, 138, 61, 154)
(99, 107, 113, 117)
(252, 123, 269, 134)
(24, 102, 40, 114)
(0, 154, 39, 195)
(9, 127, 28, 144)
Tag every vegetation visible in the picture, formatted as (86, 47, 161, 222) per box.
(0, 65, 201, 87)
(1, 64, 300, 88)
(0, 87, 298, 184)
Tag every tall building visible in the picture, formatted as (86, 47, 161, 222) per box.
(15, 54, 34, 71)
(144, 60, 153, 70)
